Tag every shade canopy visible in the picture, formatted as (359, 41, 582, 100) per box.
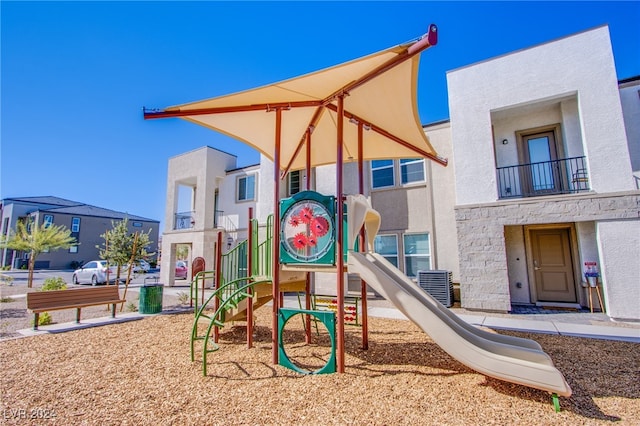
(145, 24, 447, 172)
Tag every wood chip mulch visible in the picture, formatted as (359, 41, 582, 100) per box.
(1, 306, 639, 425)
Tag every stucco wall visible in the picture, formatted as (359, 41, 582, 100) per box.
(162, 146, 237, 285)
(504, 226, 530, 304)
(218, 165, 259, 238)
(596, 220, 640, 321)
(619, 80, 640, 175)
(426, 122, 460, 282)
(165, 147, 236, 233)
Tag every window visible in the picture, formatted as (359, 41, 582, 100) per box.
(372, 159, 425, 189)
(237, 175, 256, 201)
(71, 217, 81, 232)
(371, 160, 395, 189)
(69, 246, 78, 253)
(43, 215, 53, 228)
(400, 159, 425, 184)
(132, 221, 142, 227)
(374, 235, 398, 267)
(403, 233, 431, 277)
(288, 170, 301, 196)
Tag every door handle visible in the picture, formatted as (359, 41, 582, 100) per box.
(533, 260, 541, 271)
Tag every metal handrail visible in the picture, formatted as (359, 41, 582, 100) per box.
(190, 270, 217, 312)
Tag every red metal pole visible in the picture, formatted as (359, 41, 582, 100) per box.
(305, 127, 312, 344)
(336, 95, 345, 373)
(358, 122, 369, 350)
(214, 232, 222, 343)
(247, 207, 254, 349)
(306, 128, 312, 191)
(272, 108, 282, 365)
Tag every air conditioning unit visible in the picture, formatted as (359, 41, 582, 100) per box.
(417, 270, 454, 307)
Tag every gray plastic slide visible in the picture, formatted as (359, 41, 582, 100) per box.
(348, 251, 572, 397)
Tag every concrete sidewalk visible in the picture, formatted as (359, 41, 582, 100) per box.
(362, 305, 640, 343)
(16, 288, 640, 343)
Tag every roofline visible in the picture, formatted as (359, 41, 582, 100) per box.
(2, 196, 158, 223)
(168, 145, 238, 161)
(422, 118, 450, 129)
(619, 75, 640, 86)
(226, 163, 260, 174)
(1, 196, 81, 207)
(35, 208, 160, 224)
(446, 24, 610, 75)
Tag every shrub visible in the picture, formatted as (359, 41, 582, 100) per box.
(177, 291, 189, 305)
(1, 297, 16, 303)
(41, 277, 67, 291)
(69, 260, 83, 269)
(126, 302, 138, 312)
(0, 274, 14, 286)
(32, 312, 53, 327)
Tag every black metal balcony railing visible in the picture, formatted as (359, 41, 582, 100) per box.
(497, 156, 590, 199)
(174, 211, 195, 230)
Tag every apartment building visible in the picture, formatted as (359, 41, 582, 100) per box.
(0, 196, 159, 270)
(161, 25, 639, 321)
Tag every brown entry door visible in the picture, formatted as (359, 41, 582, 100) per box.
(520, 131, 560, 196)
(530, 228, 577, 303)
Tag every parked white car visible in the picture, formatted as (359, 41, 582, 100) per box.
(72, 260, 120, 285)
(122, 259, 151, 273)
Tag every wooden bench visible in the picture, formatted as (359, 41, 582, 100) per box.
(26, 286, 126, 330)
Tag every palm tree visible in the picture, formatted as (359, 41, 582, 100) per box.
(0, 219, 76, 288)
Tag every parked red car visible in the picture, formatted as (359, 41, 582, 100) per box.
(175, 261, 188, 279)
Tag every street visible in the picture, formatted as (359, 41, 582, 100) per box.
(1, 268, 164, 289)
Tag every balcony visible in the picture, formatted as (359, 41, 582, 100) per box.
(174, 210, 227, 230)
(174, 211, 195, 230)
(497, 156, 590, 199)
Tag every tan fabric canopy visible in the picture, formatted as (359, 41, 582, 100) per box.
(145, 24, 446, 171)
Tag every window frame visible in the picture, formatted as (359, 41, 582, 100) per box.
(43, 214, 54, 228)
(373, 234, 399, 268)
(288, 170, 301, 196)
(403, 233, 431, 278)
(399, 158, 425, 185)
(370, 160, 395, 189)
(71, 217, 81, 233)
(236, 174, 256, 202)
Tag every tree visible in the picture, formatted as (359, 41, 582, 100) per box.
(97, 217, 154, 283)
(176, 244, 189, 260)
(0, 219, 76, 288)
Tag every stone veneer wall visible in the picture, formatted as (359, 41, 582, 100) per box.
(455, 191, 640, 312)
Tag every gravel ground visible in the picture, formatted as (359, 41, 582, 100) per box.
(1, 284, 639, 425)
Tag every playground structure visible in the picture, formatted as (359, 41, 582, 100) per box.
(188, 194, 571, 402)
(146, 23, 571, 409)
(190, 210, 308, 375)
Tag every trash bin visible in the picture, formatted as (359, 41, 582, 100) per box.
(139, 284, 163, 314)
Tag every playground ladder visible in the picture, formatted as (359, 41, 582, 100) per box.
(190, 215, 274, 376)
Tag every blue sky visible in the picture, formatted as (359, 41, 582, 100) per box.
(2, 1, 639, 230)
